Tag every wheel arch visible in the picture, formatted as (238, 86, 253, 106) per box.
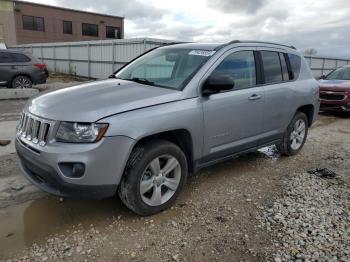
(131, 129, 195, 173)
(296, 104, 314, 127)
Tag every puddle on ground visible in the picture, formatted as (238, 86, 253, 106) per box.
(0, 144, 289, 259)
(0, 140, 11, 147)
(307, 168, 338, 179)
(0, 196, 134, 259)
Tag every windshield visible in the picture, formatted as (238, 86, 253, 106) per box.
(115, 48, 214, 90)
(326, 67, 350, 80)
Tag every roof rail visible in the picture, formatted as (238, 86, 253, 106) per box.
(161, 41, 190, 46)
(215, 40, 296, 50)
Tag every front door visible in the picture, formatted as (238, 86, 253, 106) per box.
(201, 49, 264, 162)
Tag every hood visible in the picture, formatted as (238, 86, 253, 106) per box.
(319, 79, 350, 92)
(27, 79, 183, 122)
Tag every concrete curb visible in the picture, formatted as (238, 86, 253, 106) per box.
(0, 88, 39, 100)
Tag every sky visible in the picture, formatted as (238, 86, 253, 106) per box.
(22, 0, 350, 58)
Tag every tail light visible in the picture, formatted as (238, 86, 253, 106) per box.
(35, 63, 46, 70)
(35, 63, 49, 77)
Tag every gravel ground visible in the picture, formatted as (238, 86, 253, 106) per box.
(0, 88, 349, 261)
(259, 172, 350, 262)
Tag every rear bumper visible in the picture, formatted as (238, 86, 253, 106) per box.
(32, 71, 47, 85)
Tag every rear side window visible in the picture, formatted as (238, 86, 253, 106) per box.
(288, 54, 301, 80)
(0, 52, 30, 63)
(211, 51, 256, 90)
(10, 53, 31, 62)
(279, 53, 289, 81)
(261, 51, 283, 84)
(0, 52, 12, 63)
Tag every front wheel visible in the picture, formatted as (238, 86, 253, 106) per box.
(118, 140, 188, 216)
(277, 112, 308, 156)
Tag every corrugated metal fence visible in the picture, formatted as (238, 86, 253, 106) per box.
(11, 38, 350, 79)
(11, 38, 173, 79)
(304, 55, 350, 77)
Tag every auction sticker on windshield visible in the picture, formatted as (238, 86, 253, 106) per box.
(189, 50, 216, 56)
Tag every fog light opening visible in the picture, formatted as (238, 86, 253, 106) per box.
(59, 162, 85, 178)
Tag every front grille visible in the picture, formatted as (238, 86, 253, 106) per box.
(320, 92, 346, 101)
(18, 113, 52, 146)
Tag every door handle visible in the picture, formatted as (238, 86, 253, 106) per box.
(248, 94, 262, 100)
(10, 66, 16, 69)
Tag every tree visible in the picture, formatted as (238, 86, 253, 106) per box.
(303, 48, 318, 56)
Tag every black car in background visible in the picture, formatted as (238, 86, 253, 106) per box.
(0, 49, 48, 89)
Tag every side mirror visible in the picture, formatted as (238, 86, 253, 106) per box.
(319, 75, 326, 80)
(202, 74, 235, 96)
(108, 74, 116, 79)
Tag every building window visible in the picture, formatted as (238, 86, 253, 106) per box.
(82, 23, 98, 37)
(22, 15, 45, 31)
(63, 20, 72, 34)
(106, 26, 121, 39)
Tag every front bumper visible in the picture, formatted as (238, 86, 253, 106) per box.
(319, 90, 350, 112)
(320, 101, 350, 112)
(15, 135, 135, 199)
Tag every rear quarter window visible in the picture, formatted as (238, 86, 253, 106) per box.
(288, 53, 301, 80)
(10, 53, 31, 62)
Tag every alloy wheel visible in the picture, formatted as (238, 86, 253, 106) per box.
(140, 155, 181, 206)
(290, 119, 306, 150)
(14, 77, 31, 88)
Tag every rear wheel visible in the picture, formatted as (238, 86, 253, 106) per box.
(277, 112, 308, 156)
(11, 75, 32, 89)
(118, 140, 188, 216)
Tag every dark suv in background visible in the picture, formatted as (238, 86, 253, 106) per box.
(0, 49, 48, 89)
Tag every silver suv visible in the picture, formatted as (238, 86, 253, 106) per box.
(15, 41, 319, 215)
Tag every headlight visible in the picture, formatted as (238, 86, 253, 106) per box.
(56, 122, 109, 143)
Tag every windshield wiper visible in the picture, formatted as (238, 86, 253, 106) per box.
(126, 77, 155, 86)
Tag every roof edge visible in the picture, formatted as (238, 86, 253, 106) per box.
(13, 0, 125, 19)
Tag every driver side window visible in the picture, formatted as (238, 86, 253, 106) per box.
(211, 51, 256, 90)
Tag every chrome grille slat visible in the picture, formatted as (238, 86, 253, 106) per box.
(18, 112, 52, 147)
(27, 118, 34, 140)
(21, 115, 28, 137)
(32, 120, 40, 143)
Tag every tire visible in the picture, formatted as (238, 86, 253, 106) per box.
(277, 112, 308, 156)
(118, 139, 188, 216)
(11, 75, 32, 89)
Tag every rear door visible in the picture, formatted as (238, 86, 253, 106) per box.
(201, 48, 265, 161)
(257, 49, 296, 144)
